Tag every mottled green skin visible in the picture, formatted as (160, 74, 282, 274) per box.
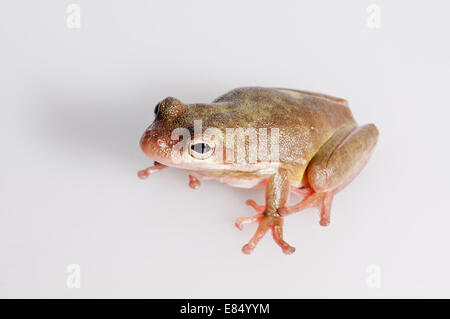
(210, 87, 356, 163)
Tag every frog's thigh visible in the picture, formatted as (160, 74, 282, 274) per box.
(307, 124, 379, 192)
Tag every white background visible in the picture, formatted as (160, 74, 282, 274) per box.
(1, 0, 449, 298)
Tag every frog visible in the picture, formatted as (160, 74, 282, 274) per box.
(138, 87, 379, 255)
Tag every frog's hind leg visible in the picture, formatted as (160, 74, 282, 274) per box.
(280, 191, 334, 226)
(280, 124, 379, 226)
(291, 185, 314, 197)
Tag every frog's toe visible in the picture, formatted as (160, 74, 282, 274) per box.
(271, 220, 296, 255)
(234, 213, 263, 230)
(137, 169, 150, 179)
(188, 174, 201, 189)
(240, 218, 270, 254)
(282, 245, 296, 255)
(242, 243, 255, 255)
(235, 200, 266, 230)
(319, 218, 330, 227)
(245, 199, 265, 213)
(137, 161, 167, 180)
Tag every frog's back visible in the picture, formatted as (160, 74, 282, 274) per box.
(212, 87, 356, 164)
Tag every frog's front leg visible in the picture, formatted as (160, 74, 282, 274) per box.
(235, 168, 295, 255)
(280, 124, 379, 226)
(137, 161, 167, 179)
(188, 174, 201, 189)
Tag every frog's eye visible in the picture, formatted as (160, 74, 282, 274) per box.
(190, 142, 214, 160)
(154, 102, 161, 115)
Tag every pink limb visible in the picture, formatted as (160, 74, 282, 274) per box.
(235, 213, 263, 231)
(279, 191, 334, 227)
(272, 223, 296, 254)
(245, 199, 265, 213)
(234, 200, 265, 230)
(188, 174, 201, 189)
(290, 186, 314, 197)
(137, 161, 167, 179)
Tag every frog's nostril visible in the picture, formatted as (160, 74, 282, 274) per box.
(157, 138, 167, 148)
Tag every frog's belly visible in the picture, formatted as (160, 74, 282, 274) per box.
(218, 176, 267, 188)
(189, 171, 267, 189)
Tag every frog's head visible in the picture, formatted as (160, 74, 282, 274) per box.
(140, 97, 229, 171)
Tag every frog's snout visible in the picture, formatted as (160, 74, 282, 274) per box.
(140, 127, 172, 163)
(140, 129, 158, 156)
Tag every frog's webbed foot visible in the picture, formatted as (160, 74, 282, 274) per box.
(235, 201, 295, 255)
(137, 161, 167, 179)
(279, 191, 334, 227)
